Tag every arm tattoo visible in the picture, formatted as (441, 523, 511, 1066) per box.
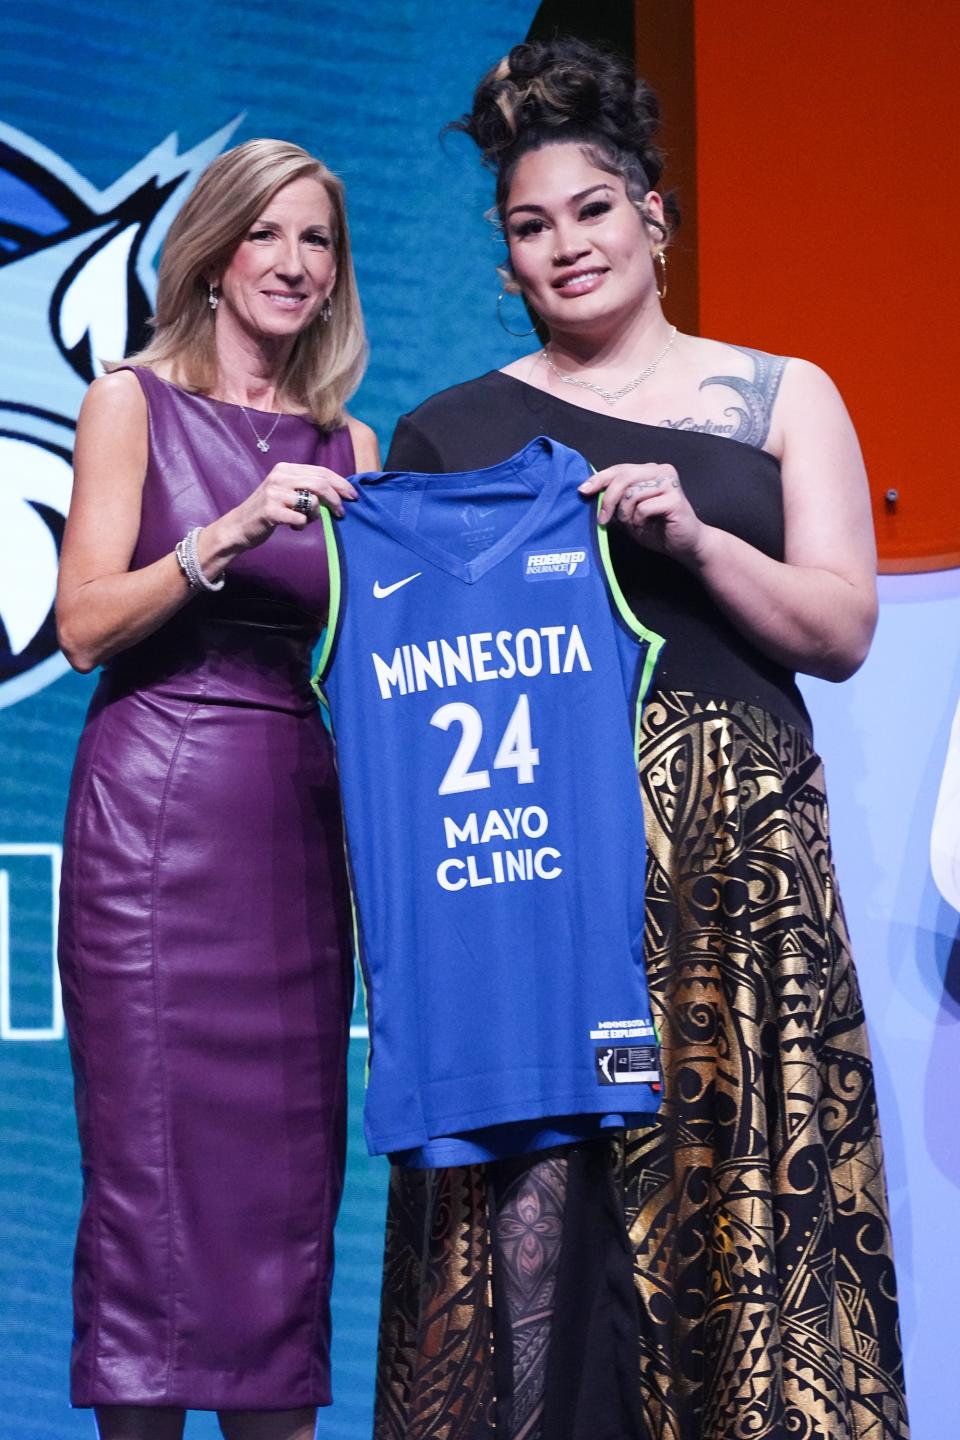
(660, 346, 788, 448)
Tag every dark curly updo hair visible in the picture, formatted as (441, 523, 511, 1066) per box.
(450, 37, 680, 241)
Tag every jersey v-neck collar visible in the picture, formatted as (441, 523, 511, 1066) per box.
(356, 435, 571, 585)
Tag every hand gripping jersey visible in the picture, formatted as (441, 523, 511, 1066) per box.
(315, 437, 664, 1166)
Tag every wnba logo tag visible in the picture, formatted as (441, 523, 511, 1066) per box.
(0, 119, 237, 708)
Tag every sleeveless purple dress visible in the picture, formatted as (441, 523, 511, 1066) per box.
(57, 368, 355, 1410)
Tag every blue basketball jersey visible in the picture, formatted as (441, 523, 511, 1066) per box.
(316, 437, 664, 1166)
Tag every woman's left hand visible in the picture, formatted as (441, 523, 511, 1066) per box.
(578, 463, 704, 564)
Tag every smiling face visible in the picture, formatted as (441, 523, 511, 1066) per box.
(213, 174, 337, 348)
(504, 143, 663, 340)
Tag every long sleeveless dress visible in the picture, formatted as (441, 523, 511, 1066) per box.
(372, 372, 909, 1440)
(57, 367, 355, 1410)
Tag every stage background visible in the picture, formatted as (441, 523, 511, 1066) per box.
(0, 3, 955, 1437)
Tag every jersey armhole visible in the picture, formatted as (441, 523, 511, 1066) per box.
(594, 496, 665, 706)
(311, 507, 342, 701)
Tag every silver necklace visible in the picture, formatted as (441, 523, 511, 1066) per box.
(542, 325, 678, 405)
(239, 405, 283, 453)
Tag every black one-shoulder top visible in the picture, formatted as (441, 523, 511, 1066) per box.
(385, 371, 810, 736)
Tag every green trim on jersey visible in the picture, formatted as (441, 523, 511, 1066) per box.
(308, 512, 372, 1078)
(595, 500, 666, 758)
(311, 507, 342, 701)
(349, 891, 374, 1085)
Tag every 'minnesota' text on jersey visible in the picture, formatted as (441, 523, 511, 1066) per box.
(316, 438, 664, 1164)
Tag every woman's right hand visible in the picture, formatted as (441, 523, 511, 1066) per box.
(212, 461, 358, 554)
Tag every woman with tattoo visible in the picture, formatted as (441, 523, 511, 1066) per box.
(373, 37, 909, 1440)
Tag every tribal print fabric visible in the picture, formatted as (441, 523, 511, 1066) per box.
(374, 692, 909, 1440)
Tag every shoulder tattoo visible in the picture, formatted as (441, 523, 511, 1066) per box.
(695, 345, 788, 448)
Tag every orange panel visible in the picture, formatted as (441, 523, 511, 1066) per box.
(694, 2, 960, 572)
(634, 0, 700, 339)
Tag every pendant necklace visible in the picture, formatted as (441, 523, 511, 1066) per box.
(542, 325, 678, 406)
(239, 405, 283, 453)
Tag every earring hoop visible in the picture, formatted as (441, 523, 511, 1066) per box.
(654, 249, 668, 301)
(497, 290, 537, 337)
(208, 283, 219, 311)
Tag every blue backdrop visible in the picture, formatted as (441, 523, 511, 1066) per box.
(1, 4, 956, 1438)
(0, 3, 540, 1435)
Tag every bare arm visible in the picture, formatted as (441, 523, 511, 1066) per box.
(57, 372, 189, 672)
(580, 360, 877, 681)
(57, 371, 360, 673)
(346, 414, 381, 472)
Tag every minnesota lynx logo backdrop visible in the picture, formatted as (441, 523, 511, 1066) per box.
(0, 3, 540, 1435)
(0, 121, 237, 708)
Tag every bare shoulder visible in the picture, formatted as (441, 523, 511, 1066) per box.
(345, 413, 376, 442)
(775, 355, 847, 410)
(73, 370, 148, 486)
(695, 343, 846, 404)
(345, 413, 381, 470)
(684, 333, 761, 368)
(500, 351, 541, 380)
(80, 367, 146, 422)
(772, 356, 859, 456)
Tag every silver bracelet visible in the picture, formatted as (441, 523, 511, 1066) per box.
(175, 526, 224, 592)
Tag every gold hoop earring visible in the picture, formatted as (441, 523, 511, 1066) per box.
(497, 290, 538, 337)
(654, 249, 668, 301)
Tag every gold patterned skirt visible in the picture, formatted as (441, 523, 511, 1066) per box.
(374, 692, 910, 1440)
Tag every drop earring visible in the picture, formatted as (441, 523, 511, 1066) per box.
(654, 249, 668, 301)
(208, 283, 219, 311)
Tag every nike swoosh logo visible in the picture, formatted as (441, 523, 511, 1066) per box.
(372, 572, 422, 599)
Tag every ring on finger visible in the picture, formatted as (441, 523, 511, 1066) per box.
(293, 488, 315, 517)
(669, 477, 681, 489)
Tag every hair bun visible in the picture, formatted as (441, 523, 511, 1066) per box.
(455, 38, 661, 173)
(449, 36, 680, 238)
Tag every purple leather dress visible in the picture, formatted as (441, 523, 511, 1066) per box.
(57, 368, 355, 1410)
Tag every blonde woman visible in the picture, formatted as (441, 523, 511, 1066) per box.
(56, 139, 377, 1440)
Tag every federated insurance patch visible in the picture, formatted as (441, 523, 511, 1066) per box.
(523, 548, 590, 580)
(594, 1044, 660, 1085)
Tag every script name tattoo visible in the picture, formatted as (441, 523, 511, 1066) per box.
(660, 416, 736, 436)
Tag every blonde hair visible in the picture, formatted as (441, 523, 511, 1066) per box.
(122, 139, 366, 428)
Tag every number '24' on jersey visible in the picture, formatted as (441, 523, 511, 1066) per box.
(315, 437, 664, 1166)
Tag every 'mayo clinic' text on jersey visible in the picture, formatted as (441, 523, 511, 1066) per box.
(315, 437, 664, 1166)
